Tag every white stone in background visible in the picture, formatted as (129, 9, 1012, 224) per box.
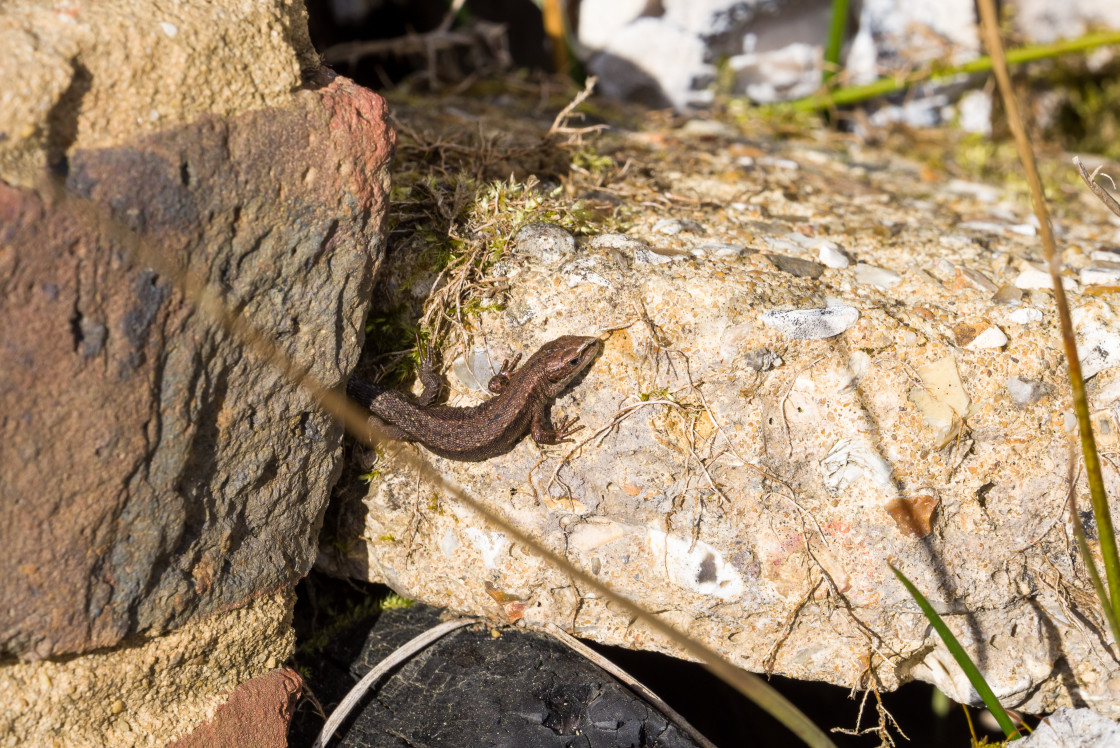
(854, 262, 901, 289)
(1009, 307, 1043, 324)
(1016, 707, 1120, 748)
(1014, 0, 1120, 44)
(576, 0, 646, 50)
(761, 306, 860, 340)
(955, 89, 992, 134)
(1008, 223, 1038, 236)
(588, 16, 710, 109)
(731, 42, 823, 104)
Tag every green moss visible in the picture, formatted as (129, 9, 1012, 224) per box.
(296, 588, 412, 659)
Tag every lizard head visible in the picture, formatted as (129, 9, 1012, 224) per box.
(538, 335, 602, 395)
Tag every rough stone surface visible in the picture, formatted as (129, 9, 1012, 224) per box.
(0, 0, 317, 187)
(322, 108, 1120, 718)
(169, 668, 302, 748)
(1017, 707, 1120, 748)
(0, 2, 394, 662)
(0, 591, 295, 748)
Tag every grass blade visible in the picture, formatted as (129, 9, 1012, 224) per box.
(889, 564, 1020, 740)
(786, 30, 1120, 112)
(1067, 481, 1120, 645)
(822, 0, 850, 85)
(975, 0, 1120, 633)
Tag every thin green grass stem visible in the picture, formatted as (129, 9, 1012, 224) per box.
(890, 564, 1020, 740)
(823, 0, 850, 85)
(783, 30, 1120, 112)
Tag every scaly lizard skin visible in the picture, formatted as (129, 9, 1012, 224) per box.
(346, 335, 601, 461)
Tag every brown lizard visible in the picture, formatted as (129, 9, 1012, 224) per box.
(346, 335, 601, 461)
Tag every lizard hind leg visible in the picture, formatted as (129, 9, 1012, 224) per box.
(488, 352, 522, 394)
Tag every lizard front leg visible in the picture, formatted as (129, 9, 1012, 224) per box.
(530, 405, 584, 446)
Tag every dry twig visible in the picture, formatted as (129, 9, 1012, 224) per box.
(548, 76, 608, 138)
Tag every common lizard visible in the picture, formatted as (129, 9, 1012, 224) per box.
(346, 335, 601, 461)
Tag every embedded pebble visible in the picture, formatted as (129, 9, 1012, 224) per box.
(1009, 307, 1043, 324)
(760, 306, 860, 340)
(679, 119, 737, 138)
(739, 155, 800, 170)
(1005, 376, 1053, 408)
(691, 242, 750, 258)
(757, 155, 799, 170)
(1081, 267, 1120, 286)
(633, 246, 684, 265)
(821, 438, 894, 493)
(910, 356, 970, 446)
(504, 299, 535, 327)
(939, 235, 977, 250)
(588, 233, 648, 253)
(953, 321, 1008, 349)
(762, 236, 803, 254)
(764, 253, 824, 279)
(652, 218, 704, 235)
(817, 241, 851, 268)
(955, 267, 998, 293)
(1014, 268, 1074, 291)
(947, 179, 1000, 202)
(886, 495, 938, 538)
(451, 349, 498, 393)
(959, 220, 1010, 234)
(1090, 249, 1120, 263)
(992, 284, 1024, 305)
(1079, 332, 1120, 380)
(563, 257, 614, 288)
(512, 222, 576, 267)
(854, 263, 901, 289)
(744, 348, 783, 371)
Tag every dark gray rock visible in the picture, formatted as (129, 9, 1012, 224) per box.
(333, 605, 702, 748)
(0, 75, 394, 659)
